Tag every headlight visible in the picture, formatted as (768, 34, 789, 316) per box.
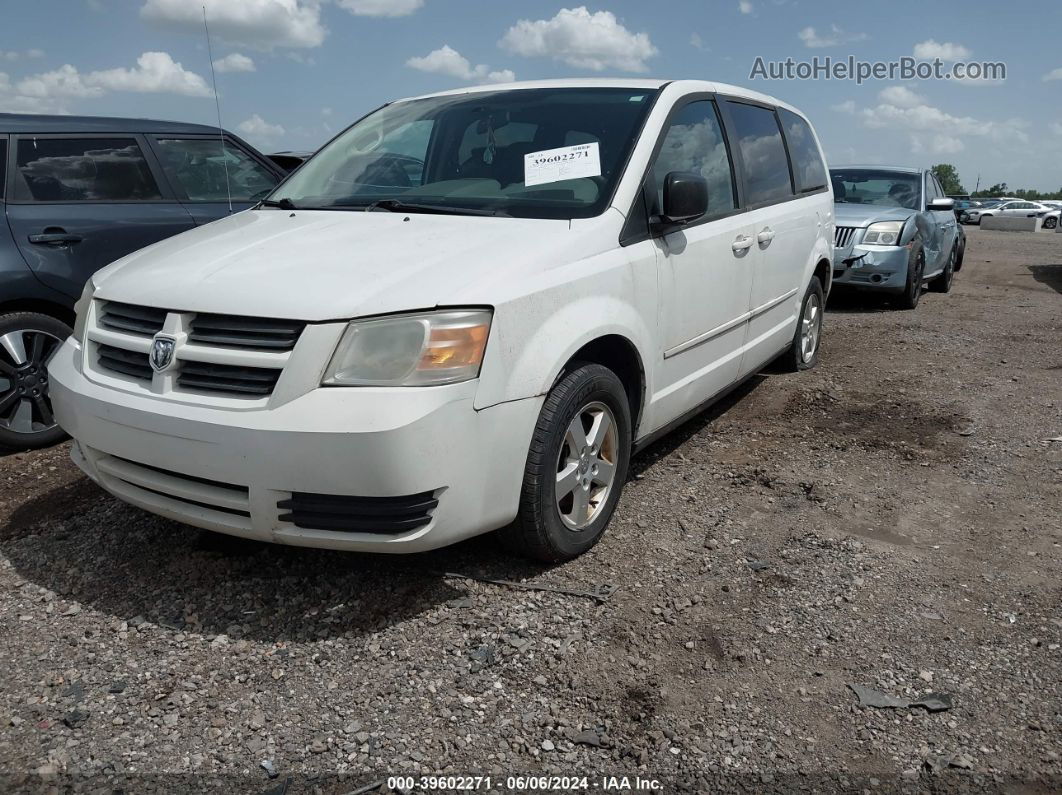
(863, 220, 904, 246)
(72, 280, 96, 343)
(323, 309, 492, 387)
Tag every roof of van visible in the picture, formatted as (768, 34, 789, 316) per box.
(0, 113, 224, 135)
(395, 78, 795, 114)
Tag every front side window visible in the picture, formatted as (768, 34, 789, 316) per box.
(154, 138, 278, 202)
(650, 100, 736, 218)
(269, 88, 657, 220)
(830, 169, 921, 211)
(14, 137, 161, 202)
(778, 109, 826, 193)
(725, 102, 793, 205)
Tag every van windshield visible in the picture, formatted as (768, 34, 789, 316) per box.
(266, 87, 658, 219)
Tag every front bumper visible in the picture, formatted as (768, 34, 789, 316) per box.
(49, 339, 541, 552)
(831, 244, 910, 292)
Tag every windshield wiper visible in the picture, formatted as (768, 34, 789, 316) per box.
(259, 197, 299, 210)
(362, 199, 509, 217)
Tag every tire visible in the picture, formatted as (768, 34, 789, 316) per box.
(954, 236, 966, 272)
(930, 245, 956, 293)
(1045, 217, 1058, 230)
(779, 276, 825, 372)
(0, 312, 71, 451)
(897, 240, 925, 310)
(501, 363, 631, 562)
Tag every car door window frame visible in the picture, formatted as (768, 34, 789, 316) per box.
(7, 133, 176, 205)
(620, 92, 744, 246)
(717, 96, 799, 211)
(776, 108, 829, 196)
(145, 133, 283, 203)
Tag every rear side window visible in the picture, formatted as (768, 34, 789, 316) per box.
(650, 99, 736, 218)
(154, 138, 278, 202)
(14, 137, 162, 202)
(778, 109, 826, 193)
(726, 102, 793, 205)
(0, 138, 6, 200)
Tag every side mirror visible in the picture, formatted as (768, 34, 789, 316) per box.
(657, 171, 708, 227)
(929, 197, 955, 211)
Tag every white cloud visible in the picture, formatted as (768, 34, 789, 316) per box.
(913, 39, 971, 61)
(499, 7, 657, 73)
(0, 71, 72, 113)
(337, 0, 423, 17)
(798, 25, 867, 48)
(831, 99, 856, 114)
(1043, 67, 1062, 82)
(88, 52, 212, 96)
(1050, 122, 1062, 136)
(738, 1, 753, 14)
(237, 113, 285, 142)
(140, 0, 326, 50)
(406, 45, 514, 84)
(931, 135, 964, 154)
(321, 106, 332, 116)
(1, 49, 45, 62)
(689, 32, 707, 51)
(17, 64, 103, 99)
(878, 85, 925, 109)
(213, 52, 256, 73)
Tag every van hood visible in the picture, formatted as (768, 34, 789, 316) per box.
(833, 202, 917, 228)
(92, 209, 592, 321)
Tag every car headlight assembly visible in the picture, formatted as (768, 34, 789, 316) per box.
(863, 221, 905, 246)
(323, 309, 492, 387)
(72, 279, 96, 344)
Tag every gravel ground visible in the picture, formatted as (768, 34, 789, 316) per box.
(0, 226, 1059, 794)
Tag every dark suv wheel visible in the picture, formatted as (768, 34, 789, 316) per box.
(0, 312, 71, 450)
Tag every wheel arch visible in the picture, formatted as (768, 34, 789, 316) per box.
(553, 334, 646, 436)
(0, 298, 76, 328)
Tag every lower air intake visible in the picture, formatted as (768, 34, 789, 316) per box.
(277, 491, 439, 534)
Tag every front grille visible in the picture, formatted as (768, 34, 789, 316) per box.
(277, 491, 439, 534)
(177, 361, 281, 396)
(99, 302, 167, 336)
(189, 314, 304, 351)
(835, 226, 858, 248)
(98, 344, 152, 381)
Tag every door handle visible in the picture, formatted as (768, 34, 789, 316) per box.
(29, 232, 83, 246)
(732, 235, 754, 253)
(757, 227, 775, 246)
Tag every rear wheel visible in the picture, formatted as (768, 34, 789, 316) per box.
(502, 363, 631, 562)
(0, 312, 71, 451)
(930, 245, 956, 293)
(779, 277, 824, 372)
(954, 235, 966, 272)
(897, 242, 925, 310)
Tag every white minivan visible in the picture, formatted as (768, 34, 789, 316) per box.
(49, 79, 834, 561)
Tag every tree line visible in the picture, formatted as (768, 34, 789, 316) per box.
(929, 163, 1062, 200)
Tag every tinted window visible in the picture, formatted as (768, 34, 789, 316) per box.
(154, 138, 278, 202)
(651, 100, 736, 218)
(270, 88, 656, 220)
(0, 138, 6, 200)
(726, 102, 793, 205)
(830, 169, 920, 210)
(778, 109, 826, 193)
(15, 137, 161, 202)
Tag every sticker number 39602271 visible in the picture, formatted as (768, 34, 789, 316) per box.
(523, 142, 601, 187)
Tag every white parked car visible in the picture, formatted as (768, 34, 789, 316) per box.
(49, 79, 834, 561)
(965, 199, 1059, 228)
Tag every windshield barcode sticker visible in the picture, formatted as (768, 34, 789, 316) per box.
(524, 142, 601, 187)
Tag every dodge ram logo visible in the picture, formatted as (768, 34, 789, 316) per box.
(150, 336, 176, 372)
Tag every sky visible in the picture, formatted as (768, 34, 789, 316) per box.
(2, 0, 1061, 192)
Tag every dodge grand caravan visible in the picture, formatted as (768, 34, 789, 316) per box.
(49, 79, 834, 562)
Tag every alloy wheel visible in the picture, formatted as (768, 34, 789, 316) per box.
(800, 292, 822, 363)
(555, 400, 619, 531)
(0, 329, 63, 436)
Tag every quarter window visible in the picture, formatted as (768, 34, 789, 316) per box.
(726, 102, 793, 205)
(154, 138, 278, 201)
(778, 109, 826, 193)
(14, 137, 162, 202)
(650, 100, 736, 218)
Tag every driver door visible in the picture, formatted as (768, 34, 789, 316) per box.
(146, 135, 282, 226)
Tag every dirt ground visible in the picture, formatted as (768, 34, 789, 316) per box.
(0, 226, 1059, 794)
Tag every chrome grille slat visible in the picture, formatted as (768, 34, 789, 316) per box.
(835, 226, 858, 248)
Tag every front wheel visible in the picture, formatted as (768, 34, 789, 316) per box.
(0, 312, 71, 451)
(1044, 217, 1058, 230)
(897, 242, 925, 310)
(502, 363, 631, 562)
